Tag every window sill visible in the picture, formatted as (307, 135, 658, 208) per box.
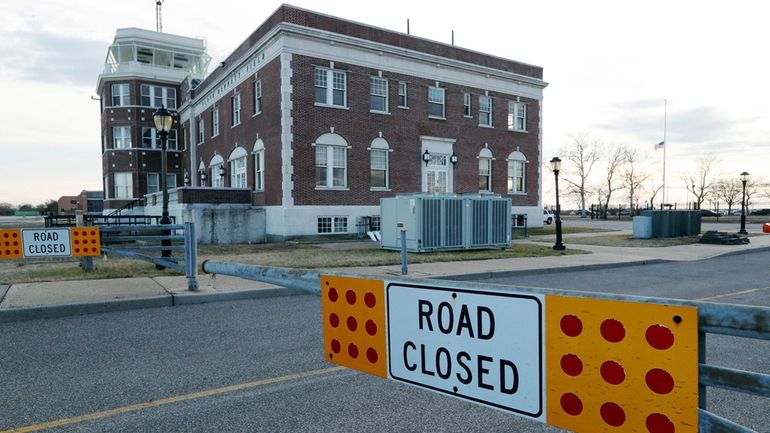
(370, 188, 391, 192)
(508, 128, 528, 133)
(315, 187, 350, 191)
(507, 192, 528, 196)
(314, 103, 349, 110)
(252, 111, 262, 117)
(428, 115, 446, 121)
(464, 115, 473, 119)
(398, 105, 409, 110)
(369, 110, 391, 115)
(478, 124, 494, 129)
(231, 123, 241, 128)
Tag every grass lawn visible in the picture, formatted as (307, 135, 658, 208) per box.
(531, 234, 701, 247)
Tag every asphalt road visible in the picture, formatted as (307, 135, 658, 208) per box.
(1, 250, 768, 432)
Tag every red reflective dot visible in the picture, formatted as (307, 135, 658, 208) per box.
(329, 313, 339, 328)
(601, 319, 626, 343)
(12, 233, 17, 238)
(560, 314, 583, 337)
(91, 248, 98, 253)
(74, 240, 80, 245)
(4, 250, 9, 255)
(646, 413, 675, 433)
(646, 368, 675, 394)
(330, 339, 341, 353)
(91, 239, 97, 244)
(365, 320, 377, 336)
(75, 248, 81, 253)
(560, 354, 583, 376)
(348, 343, 359, 358)
(327, 287, 338, 302)
(600, 360, 626, 385)
(345, 290, 356, 305)
(3, 242, 8, 246)
(560, 393, 583, 416)
(646, 324, 675, 350)
(366, 348, 378, 363)
(364, 292, 376, 308)
(14, 250, 19, 255)
(2, 233, 7, 238)
(90, 230, 96, 236)
(13, 241, 18, 246)
(346, 316, 358, 332)
(72, 230, 79, 236)
(600, 402, 626, 427)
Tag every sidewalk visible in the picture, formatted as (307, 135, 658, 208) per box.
(2, 229, 769, 323)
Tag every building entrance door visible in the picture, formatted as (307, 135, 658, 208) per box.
(424, 154, 449, 193)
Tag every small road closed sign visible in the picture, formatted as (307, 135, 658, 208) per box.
(386, 283, 544, 421)
(21, 228, 72, 258)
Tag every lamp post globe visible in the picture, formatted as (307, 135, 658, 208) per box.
(739, 172, 749, 235)
(550, 157, 566, 251)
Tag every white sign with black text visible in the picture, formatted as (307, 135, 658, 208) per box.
(386, 283, 544, 420)
(22, 228, 72, 258)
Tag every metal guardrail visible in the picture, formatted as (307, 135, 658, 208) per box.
(46, 214, 175, 227)
(102, 223, 198, 290)
(200, 261, 769, 433)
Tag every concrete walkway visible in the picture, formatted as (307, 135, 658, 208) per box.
(2, 225, 769, 323)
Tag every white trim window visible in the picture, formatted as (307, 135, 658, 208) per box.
(113, 172, 133, 199)
(479, 95, 492, 126)
(142, 127, 178, 150)
(254, 149, 264, 192)
(166, 174, 177, 189)
(315, 67, 347, 107)
(314, 133, 348, 188)
(507, 151, 527, 194)
(508, 101, 527, 131)
(140, 84, 176, 109)
(318, 216, 348, 234)
(254, 79, 262, 114)
(230, 156, 247, 188)
(398, 81, 408, 107)
(113, 126, 131, 149)
(463, 93, 472, 117)
(370, 137, 390, 189)
(211, 165, 224, 187)
(479, 157, 492, 192)
(212, 107, 220, 137)
(147, 173, 160, 194)
(370, 77, 388, 113)
(111, 83, 129, 106)
(197, 117, 204, 144)
(231, 93, 241, 126)
(428, 86, 445, 118)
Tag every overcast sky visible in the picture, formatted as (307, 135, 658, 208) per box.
(1, 0, 768, 207)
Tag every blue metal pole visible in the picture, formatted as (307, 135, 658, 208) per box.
(400, 229, 408, 275)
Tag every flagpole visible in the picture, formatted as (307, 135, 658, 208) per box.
(663, 99, 667, 207)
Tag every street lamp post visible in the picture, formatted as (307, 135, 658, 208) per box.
(550, 156, 566, 251)
(153, 106, 174, 264)
(739, 171, 749, 235)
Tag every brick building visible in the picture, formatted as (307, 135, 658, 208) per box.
(97, 5, 547, 241)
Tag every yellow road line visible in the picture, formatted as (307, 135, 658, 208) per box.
(2, 366, 345, 433)
(697, 287, 770, 301)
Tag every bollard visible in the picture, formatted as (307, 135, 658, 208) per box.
(399, 225, 408, 275)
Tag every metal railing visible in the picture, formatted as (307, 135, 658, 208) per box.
(102, 222, 198, 290)
(46, 214, 175, 227)
(199, 261, 769, 433)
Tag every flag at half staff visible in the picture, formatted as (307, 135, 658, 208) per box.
(654, 140, 665, 150)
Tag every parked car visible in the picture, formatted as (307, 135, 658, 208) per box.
(731, 209, 744, 216)
(543, 209, 554, 225)
(700, 209, 718, 217)
(569, 209, 594, 217)
(749, 209, 770, 216)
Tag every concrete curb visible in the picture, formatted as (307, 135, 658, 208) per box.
(0, 285, 9, 305)
(440, 259, 673, 281)
(172, 287, 305, 306)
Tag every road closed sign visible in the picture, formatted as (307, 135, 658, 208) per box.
(21, 228, 72, 257)
(386, 283, 544, 420)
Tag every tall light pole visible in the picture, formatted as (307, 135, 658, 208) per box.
(551, 157, 566, 251)
(153, 106, 174, 263)
(739, 171, 749, 235)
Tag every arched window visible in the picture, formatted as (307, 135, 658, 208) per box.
(478, 147, 493, 192)
(228, 146, 248, 188)
(369, 137, 390, 189)
(314, 132, 348, 188)
(198, 161, 207, 187)
(507, 150, 527, 194)
(253, 139, 265, 192)
(209, 154, 224, 188)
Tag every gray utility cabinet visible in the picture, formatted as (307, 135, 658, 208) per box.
(640, 210, 701, 237)
(380, 193, 512, 252)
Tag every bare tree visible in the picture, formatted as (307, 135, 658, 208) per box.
(712, 178, 742, 213)
(647, 181, 663, 209)
(560, 134, 601, 216)
(597, 144, 628, 218)
(682, 156, 718, 209)
(621, 148, 650, 213)
(745, 176, 767, 212)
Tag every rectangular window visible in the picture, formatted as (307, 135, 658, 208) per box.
(428, 86, 445, 118)
(370, 149, 388, 189)
(212, 165, 224, 188)
(254, 79, 262, 114)
(479, 158, 492, 191)
(113, 172, 133, 199)
(464, 93, 472, 117)
(370, 77, 388, 112)
(142, 128, 177, 150)
(315, 145, 347, 188)
(140, 84, 176, 109)
(197, 117, 204, 144)
(254, 150, 264, 191)
(508, 160, 526, 193)
(232, 94, 241, 126)
(318, 216, 348, 234)
(508, 101, 527, 131)
(166, 174, 177, 189)
(112, 126, 131, 149)
(230, 156, 247, 188)
(398, 81, 408, 107)
(147, 173, 160, 194)
(212, 107, 220, 137)
(479, 95, 492, 126)
(314, 67, 347, 107)
(111, 84, 129, 106)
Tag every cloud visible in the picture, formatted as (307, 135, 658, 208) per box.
(0, 31, 105, 87)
